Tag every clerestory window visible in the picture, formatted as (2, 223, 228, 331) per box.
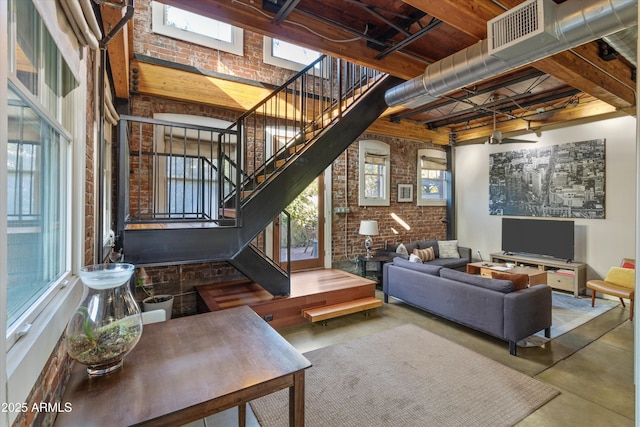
(151, 1, 244, 55)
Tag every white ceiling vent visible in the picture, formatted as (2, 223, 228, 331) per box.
(488, 0, 558, 60)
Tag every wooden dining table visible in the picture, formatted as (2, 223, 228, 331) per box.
(54, 305, 311, 426)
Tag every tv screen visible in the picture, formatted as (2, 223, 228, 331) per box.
(501, 218, 574, 261)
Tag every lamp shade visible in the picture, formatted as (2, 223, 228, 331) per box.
(359, 220, 379, 236)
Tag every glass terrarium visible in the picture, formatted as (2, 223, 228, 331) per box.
(65, 263, 143, 376)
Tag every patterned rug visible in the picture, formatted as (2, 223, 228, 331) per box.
(518, 291, 619, 347)
(250, 324, 559, 427)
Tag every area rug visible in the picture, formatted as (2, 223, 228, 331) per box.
(250, 324, 559, 427)
(518, 291, 619, 347)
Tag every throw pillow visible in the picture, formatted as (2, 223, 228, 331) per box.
(491, 272, 528, 291)
(408, 253, 423, 263)
(437, 240, 460, 259)
(395, 243, 409, 256)
(413, 247, 435, 262)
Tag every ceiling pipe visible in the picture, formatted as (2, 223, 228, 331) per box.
(602, 25, 638, 66)
(385, 0, 638, 109)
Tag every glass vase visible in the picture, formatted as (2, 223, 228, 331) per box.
(65, 263, 143, 376)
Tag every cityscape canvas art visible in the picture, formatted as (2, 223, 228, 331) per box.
(489, 139, 605, 218)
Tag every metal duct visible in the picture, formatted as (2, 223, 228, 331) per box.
(603, 26, 637, 66)
(385, 0, 638, 108)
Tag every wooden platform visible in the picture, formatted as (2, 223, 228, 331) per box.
(196, 269, 379, 328)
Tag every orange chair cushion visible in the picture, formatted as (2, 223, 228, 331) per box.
(587, 280, 634, 300)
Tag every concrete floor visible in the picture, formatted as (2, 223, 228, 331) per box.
(190, 289, 634, 426)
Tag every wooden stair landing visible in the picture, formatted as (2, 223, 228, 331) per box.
(195, 269, 379, 328)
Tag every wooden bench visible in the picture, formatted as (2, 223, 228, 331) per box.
(302, 297, 382, 324)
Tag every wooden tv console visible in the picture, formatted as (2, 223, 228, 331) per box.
(490, 252, 587, 297)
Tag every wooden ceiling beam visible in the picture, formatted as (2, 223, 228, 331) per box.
(101, 4, 130, 99)
(132, 59, 274, 111)
(154, 0, 426, 80)
(454, 99, 619, 143)
(367, 117, 443, 144)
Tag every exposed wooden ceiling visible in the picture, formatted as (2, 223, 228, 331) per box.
(102, 0, 636, 145)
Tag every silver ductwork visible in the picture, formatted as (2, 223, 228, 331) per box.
(385, 0, 638, 108)
(603, 26, 637, 66)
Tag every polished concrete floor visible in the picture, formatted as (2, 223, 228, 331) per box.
(190, 289, 634, 426)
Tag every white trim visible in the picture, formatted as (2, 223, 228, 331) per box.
(151, 2, 243, 56)
(359, 140, 390, 206)
(417, 148, 447, 207)
(3, 2, 86, 422)
(324, 164, 332, 268)
(263, 36, 323, 72)
(1, 1, 10, 423)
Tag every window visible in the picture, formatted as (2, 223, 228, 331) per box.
(151, 1, 243, 55)
(417, 148, 448, 206)
(359, 140, 390, 206)
(263, 37, 322, 71)
(7, 0, 78, 343)
(153, 114, 232, 221)
(166, 156, 215, 219)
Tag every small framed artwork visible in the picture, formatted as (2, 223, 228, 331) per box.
(397, 184, 413, 202)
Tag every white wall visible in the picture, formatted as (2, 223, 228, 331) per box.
(455, 115, 636, 279)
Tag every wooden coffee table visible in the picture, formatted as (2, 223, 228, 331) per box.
(466, 261, 547, 286)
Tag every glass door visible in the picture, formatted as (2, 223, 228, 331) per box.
(275, 176, 324, 271)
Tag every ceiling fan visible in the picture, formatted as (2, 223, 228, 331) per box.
(487, 110, 537, 145)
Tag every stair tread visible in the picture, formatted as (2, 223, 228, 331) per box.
(302, 297, 381, 322)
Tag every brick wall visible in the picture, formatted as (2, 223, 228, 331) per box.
(331, 133, 447, 262)
(133, 0, 297, 85)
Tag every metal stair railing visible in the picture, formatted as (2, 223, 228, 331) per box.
(118, 115, 240, 227)
(226, 55, 384, 204)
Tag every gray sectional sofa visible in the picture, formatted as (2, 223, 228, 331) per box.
(379, 239, 471, 271)
(383, 257, 552, 355)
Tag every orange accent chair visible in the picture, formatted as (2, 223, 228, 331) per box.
(586, 260, 635, 321)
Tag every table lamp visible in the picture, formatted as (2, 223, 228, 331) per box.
(359, 220, 379, 259)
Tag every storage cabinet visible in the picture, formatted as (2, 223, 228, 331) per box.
(490, 252, 587, 297)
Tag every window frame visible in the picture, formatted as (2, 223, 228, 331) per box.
(359, 140, 390, 206)
(263, 36, 323, 72)
(417, 148, 448, 206)
(3, 0, 85, 421)
(151, 1, 244, 56)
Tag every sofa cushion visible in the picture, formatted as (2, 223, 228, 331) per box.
(395, 243, 409, 256)
(438, 240, 461, 259)
(413, 247, 435, 262)
(417, 240, 439, 258)
(491, 271, 528, 291)
(427, 257, 469, 270)
(409, 253, 423, 263)
(392, 257, 442, 276)
(440, 268, 514, 293)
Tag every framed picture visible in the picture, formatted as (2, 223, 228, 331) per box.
(397, 184, 413, 202)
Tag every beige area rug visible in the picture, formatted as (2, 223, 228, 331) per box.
(250, 324, 559, 427)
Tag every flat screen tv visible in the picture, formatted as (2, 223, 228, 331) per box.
(501, 218, 574, 261)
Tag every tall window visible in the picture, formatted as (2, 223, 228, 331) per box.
(151, 1, 243, 55)
(263, 37, 321, 71)
(417, 148, 448, 206)
(7, 0, 77, 344)
(359, 140, 390, 206)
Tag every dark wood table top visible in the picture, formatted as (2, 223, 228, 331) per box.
(54, 305, 311, 426)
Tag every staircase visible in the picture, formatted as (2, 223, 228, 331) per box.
(118, 56, 400, 296)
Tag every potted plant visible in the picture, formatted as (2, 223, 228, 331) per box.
(136, 276, 174, 320)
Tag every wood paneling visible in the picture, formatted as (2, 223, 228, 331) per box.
(196, 269, 378, 328)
